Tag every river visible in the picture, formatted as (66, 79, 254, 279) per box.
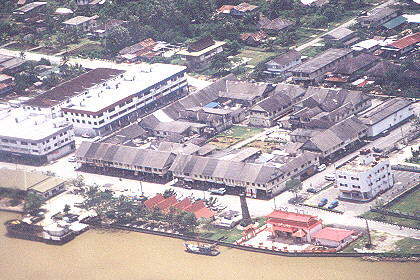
(0, 212, 419, 280)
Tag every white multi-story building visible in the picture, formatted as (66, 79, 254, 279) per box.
(22, 64, 188, 137)
(0, 109, 75, 165)
(335, 149, 394, 202)
(61, 64, 187, 136)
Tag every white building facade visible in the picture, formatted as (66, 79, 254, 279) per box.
(0, 110, 75, 165)
(62, 65, 187, 136)
(336, 150, 394, 202)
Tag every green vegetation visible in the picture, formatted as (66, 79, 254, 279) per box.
(236, 48, 276, 67)
(24, 192, 45, 214)
(394, 238, 420, 254)
(360, 211, 420, 229)
(217, 126, 263, 139)
(198, 224, 243, 243)
(406, 147, 420, 165)
(301, 45, 327, 57)
(389, 189, 420, 214)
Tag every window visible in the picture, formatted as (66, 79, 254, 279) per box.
(21, 141, 28, 145)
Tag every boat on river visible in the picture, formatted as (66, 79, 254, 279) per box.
(184, 242, 220, 256)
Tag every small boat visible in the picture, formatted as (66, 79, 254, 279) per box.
(184, 242, 220, 256)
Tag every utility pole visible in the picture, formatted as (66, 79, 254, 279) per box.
(365, 219, 372, 248)
(139, 180, 144, 196)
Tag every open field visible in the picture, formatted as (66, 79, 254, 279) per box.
(217, 126, 263, 139)
(236, 48, 277, 67)
(388, 189, 420, 214)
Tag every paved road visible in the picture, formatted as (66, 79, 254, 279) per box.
(296, 0, 396, 51)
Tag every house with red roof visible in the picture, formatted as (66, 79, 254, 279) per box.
(217, 2, 258, 17)
(312, 227, 355, 248)
(156, 195, 178, 212)
(382, 32, 420, 56)
(184, 200, 215, 219)
(144, 193, 165, 209)
(173, 197, 192, 211)
(266, 210, 322, 243)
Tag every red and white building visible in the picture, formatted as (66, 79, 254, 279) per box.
(312, 227, 355, 248)
(266, 210, 323, 243)
(382, 32, 420, 56)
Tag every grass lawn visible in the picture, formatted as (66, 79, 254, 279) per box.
(301, 45, 326, 57)
(360, 211, 420, 229)
(393, 238, 420, 254)
(388, 189, 420, 214)
(198, 225, 243, 243)
(236, 48, 277, 66)
(217, 126, 264, 139)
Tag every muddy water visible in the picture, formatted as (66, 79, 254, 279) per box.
(0, 212, 419, 280)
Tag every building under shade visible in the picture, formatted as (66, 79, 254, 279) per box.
(266, 210, 323, 243)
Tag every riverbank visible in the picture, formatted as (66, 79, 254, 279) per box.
(81, 216, 420, 259)
(1, 212, 419, 280)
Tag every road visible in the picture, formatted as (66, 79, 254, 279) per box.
(296, 0, 396, 51)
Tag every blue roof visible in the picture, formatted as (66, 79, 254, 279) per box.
(383, 16, 407, 29)
(204, 102, 219, 108)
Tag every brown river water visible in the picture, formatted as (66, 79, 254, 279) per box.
(0, 212, 419, 280)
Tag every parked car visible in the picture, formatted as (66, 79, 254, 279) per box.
(327, 200, 339, 209)
(318, 198, 328, 207)
(317, 164, 326, 172)
(381, 129, 390, 137)
(324, 174, 335, 181)
(306, 187, 317, 193)
(372, 147, 383, 153)
(209, 187, 227, 195)
(68, 156, 76, 162)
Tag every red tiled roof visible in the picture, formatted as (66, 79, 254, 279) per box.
(156, 195, 177, 211)
(325, 76, 347, 83)
(389, 32, 420, 50)
(271, 225, 296, 233)
(292, 229, 306, 238)
(312, 227, 354, 242)
(240, 31, 267, 42)
(144, 194, 165, 208)
(267, 210, 318, 223)
(173, 197, 192, 211)
(184, 200, 206, 213)
(194, 207, 215, 219)
(218, 5, 235, 13)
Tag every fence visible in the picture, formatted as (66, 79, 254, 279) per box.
(80, 217, 420, 258)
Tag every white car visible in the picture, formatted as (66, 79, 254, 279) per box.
(317, 164, 326, 172)
(324, 174, 335, 181)
(67, 156, 76, 162)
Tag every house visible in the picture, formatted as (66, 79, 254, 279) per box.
(177, 37, 226, 70)
(0, 168, 67, 199)
(258, 16, 294, 34)
(290, 87, 371, 129)
(248, 84, 305, 127)
(63, 15, 98, 32)
(335, 149, 393, 201)
(75, 141, 177, 178)
(218, 2, 258, 17)
(312, 227, 355, 248)
(365, 60, 420, 81)
(322, 27, 358, 46)
(382, 32, 420, 56)
(382, 15, 407, 30)
(13, 1, 47, 20)
(266, 210, 323, 243)
(324, 53, 379, 84)
(0, 83, 14, 96)
(76, 0, 106, 5)
(117, 38, 180, 62)
(359, 98, 414, 138)
(357, 7, 399, 28)
(301, 117, 368, 159)
(0, 54, 25, 75)
(290, 48, 354, 85)
(300, 0, 330, 6)
(240, 31, 267, 46)
(265, 50, 302, 77)
(0, 110, 75, 165)
(92, 19, 124, 38)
